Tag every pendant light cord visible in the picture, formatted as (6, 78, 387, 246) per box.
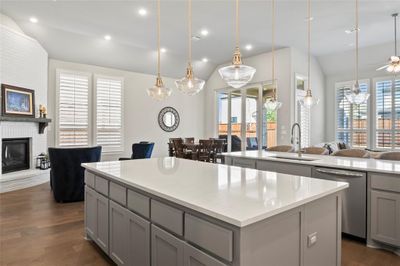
(355, 0, 359, 84)
(395, 14, 398, 56)
(307, 0, 311, 91)
(236, 0, 240, 49)
(272, 0, 276, 96)
(157, 0, 161, 77)
(188, 0, 192, 65)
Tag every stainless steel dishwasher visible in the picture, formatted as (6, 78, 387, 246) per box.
(312, 167, 366, 239)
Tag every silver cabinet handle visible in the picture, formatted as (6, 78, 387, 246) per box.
(315, 168, 365, 177)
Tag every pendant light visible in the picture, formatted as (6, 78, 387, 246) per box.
(218, 0, 256, 89)
(175, 0, 205, 95)
(147, 0, 172, 101)
(299, 0, 319, 108)
(345, 0, 370, 105)
(264, 0, 282, 111)
(376, 13, 400, 73)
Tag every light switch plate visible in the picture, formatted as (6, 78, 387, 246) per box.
(308, 232, 317, 247)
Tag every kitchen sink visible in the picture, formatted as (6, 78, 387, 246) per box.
(270, 155, 319, 162)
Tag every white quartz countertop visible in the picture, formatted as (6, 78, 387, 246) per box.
(82, 158, 348, 227)
(223, 150, 400, 175)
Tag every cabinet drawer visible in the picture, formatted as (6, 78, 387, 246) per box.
(257, 160, 312, 177)
(151, 200, 183, 236)
(110, 182, 127, 206)
(85, 171, 95, 188)
(232, 158, 256, 169)
(184, 242, 227, 266)
(370, 173, 400, 193)
(127, 189, 150, 219)
(185, 214, 233, 262)
(95, 175, 109, 196)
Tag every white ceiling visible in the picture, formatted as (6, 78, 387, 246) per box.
(1, 0, 399, 79)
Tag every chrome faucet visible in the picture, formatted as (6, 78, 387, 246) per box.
(291, 123, 302, 157)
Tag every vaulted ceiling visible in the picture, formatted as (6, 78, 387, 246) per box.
(1, 0, 399, 79)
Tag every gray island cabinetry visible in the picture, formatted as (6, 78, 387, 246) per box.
(224, 150, 400, 256)
(82, 158, 347, 266)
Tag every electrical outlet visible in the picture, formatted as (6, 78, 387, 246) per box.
(308, 232, 317, 247)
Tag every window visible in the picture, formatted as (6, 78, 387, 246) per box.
(57, 71, 90, 147)
(95, 76, 123, 153)
(374, 78, 400, 149)
(262, 83, 277, 148)
(56, 70, 124, 152)
(335, 80, 369, 148)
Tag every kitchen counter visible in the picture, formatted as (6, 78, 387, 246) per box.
(83, 157, 347, 227)
(223, 150, 400, 175)
(82, 158, 347, 265)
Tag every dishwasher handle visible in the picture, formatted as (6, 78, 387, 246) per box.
(314, 168, 364, 178)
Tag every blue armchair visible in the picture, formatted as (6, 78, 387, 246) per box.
(119, 142, 154, 160)
(48, 146, 102, 203)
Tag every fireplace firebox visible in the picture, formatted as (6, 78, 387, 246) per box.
(2, 138, 30, 174)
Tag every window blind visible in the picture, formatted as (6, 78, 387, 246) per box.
(375, 79, 400, 149)
(95, 77, 123, 152)
(58, 72, 89, 147)
(336, 82, 368, 148)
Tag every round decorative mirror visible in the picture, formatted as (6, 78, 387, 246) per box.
(158, 107, 180, 132)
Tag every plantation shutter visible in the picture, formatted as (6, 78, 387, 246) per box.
(95, 77, 123, 152)
(300, 105, 310, 147)
(58, 72, 90, 147)
(336, 86, 351, 144)
(375, 79, 400, 149)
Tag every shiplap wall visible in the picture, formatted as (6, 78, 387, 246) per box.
(0, 22, 48, 178)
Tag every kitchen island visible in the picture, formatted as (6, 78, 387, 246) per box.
(82, 157, 347, 266)
(223, 150, 400, 256)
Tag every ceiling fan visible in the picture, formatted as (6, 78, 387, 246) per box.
(376, 13, 399, 73)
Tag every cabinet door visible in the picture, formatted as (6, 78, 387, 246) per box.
(151, 225, 184, 266)
(127, 210, 151, 266)
(371, 190, 400, 246)
(110, 201, 128, 265)
(184, 243, 226, 266)
(96, 192, 109, 254)
(85, 186, 97, 240)
(257, 160, 312, 177)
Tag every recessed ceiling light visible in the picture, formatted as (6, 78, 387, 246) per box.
(160, 48, 167, 53)
(200, 29, 209, 36)
(304, 16, 314, 22)
(345, 28, 360, 34)
(104, 35, 111, 40)
(202, 58, 209, 63)
(30, 17, 38, 23)
(245, 44, 253, 51)
(138, 8, 147, 16)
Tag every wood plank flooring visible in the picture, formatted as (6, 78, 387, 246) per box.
(1, 183, 399, 266)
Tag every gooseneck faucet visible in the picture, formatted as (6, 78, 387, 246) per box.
(291, 123, 302, 157)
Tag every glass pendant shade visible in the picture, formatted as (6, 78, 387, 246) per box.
(299, 89, 319, 108)
(175, 66, 205, 95)
(147, 76, 172, 101)
(344, 82, 370, 105)
(265, 98, 282, 111)
(218, 64, 256, 89)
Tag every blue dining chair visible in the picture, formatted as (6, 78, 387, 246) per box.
(119, 142, 155, 160)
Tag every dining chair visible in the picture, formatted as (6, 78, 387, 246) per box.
(376, 152, 400, 161)
(198, 139, 214, 162)
(172, 138, 192, 159)
(169, 138, 182, 157)
(184, 137, 195, 144)
(266, 145, 294, 152)
(331, 149, 370, 158)
(302, 147, 329, 155)
(211, 139, 226, 163)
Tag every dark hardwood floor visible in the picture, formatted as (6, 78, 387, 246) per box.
(1, 183, 399, 266)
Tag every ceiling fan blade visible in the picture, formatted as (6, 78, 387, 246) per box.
(376, 65, 389, 71)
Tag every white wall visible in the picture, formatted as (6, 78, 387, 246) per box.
(292, 48, 326, 144)
(0, 14, 48, 176)
(320, 42, 395, 142)
(204, 47, 326, 145)
(47, 59, 206, 160)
